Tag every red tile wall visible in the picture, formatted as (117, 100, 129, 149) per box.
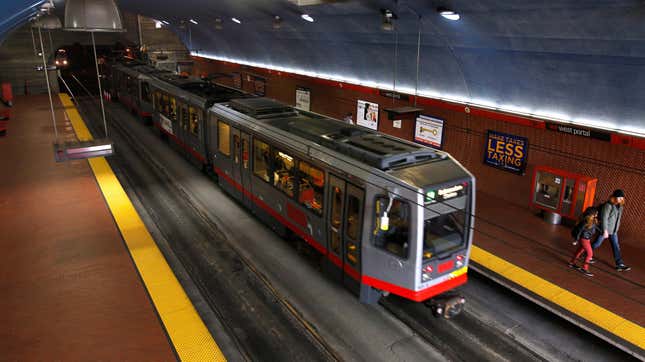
(193, 57, 645, 248)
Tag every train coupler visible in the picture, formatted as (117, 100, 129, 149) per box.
(425, 294, 466, 319)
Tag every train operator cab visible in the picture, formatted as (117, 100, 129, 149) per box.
(362, 155, 474, 318)
(54, 49, 69, 68)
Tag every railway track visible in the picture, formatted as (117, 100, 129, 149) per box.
(62, 74, 635, 362)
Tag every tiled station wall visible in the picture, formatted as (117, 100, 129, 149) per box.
(193, 57, 645, 246)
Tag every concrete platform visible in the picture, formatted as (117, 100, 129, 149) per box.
(0, 94, 222, 360)
(471, 192, 645, 358)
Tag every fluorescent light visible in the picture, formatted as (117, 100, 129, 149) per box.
(192, 51, 645, 137)
(189, 19, 198, 25)
(161, 20, 170, 25)
(232, 17, 241, 24)
(438, 8, 460, 21)
(301, 14, 314, 22)
(154, 20, 163, 28)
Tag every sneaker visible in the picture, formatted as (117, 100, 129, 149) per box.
(616, 264, 631, 272)
(588, 258, 596, 264)
(567, 262, 577, 269)
(579, 268, 594, 277)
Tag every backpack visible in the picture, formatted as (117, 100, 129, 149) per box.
(570, 221, 584, 240)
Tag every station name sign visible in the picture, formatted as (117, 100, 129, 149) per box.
(545, 122, 611, 142)
(379, 90, 409, 101)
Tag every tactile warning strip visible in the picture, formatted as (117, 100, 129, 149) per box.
(59, 94, 226, 362)
(471, 246, 644, 355)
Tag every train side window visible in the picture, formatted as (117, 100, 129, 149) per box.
(180, 104, 188, 130)
(169, 96, 177, 121)
(141, 82, 151, 103)
(153, 91, 160, 111)
(217, 121, 231, 156)
(189, 106, 200, 136)
(233, 135, 240, 164)
(373, 198, 410, 259)
(346, 194, 362, 266)
(242, 139, 249, 169)
(162, 93, 169, 116)
(272, 149, 296, 198)
(297, 161, 323, 215)
(253, 139, 271, 182)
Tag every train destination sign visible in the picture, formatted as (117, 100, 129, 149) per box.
(484, 130, 528, 174)
(425, 184, 465, 204)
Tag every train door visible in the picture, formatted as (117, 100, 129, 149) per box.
(239, 132, 252, 209)
(230, 127, 243, 201)
(177, 101, 189, 156)
(326, 175, 364, 289)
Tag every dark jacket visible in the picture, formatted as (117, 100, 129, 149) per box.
(575, 223, 599, 241)
(600, 202, 623, 235)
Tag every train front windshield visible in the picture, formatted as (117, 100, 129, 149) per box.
(423, 184, 469, 260)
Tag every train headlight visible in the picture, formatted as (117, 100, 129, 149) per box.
(456, 254, 464, 267)
(63, 60, 68, 65)
(55, 60, 60, 65)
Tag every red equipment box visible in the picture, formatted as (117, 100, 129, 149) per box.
(530, 165, 597, 220)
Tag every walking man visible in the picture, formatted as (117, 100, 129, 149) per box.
(592, 189, 631, 271)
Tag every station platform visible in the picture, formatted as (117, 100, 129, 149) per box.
(0, 94, 223, 360)
(471, 192, 644, 357)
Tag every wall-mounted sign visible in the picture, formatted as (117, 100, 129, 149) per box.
(253, 76, 266, 96)
(393, 119, 402, 129)
(379, 89, 409, 101)
(232, 72, 242, 89)
(356, 100, 379, 130)
(545, 122, 611, 142)
(295, 87, 310, 111)
(414, 115, 444, 149)
(484, 130, 528, 174)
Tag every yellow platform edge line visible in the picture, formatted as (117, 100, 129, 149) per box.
(59, 94, 226, 362)
(471, 245, 644, 349)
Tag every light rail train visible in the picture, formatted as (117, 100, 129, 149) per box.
(108, 61, 475, 317)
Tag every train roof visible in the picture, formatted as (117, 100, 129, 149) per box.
(228, 98, 442, 171)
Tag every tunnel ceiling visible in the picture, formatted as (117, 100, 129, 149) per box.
(3, 0, 645, 136)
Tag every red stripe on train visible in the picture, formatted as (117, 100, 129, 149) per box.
(362, 273, 467, 302)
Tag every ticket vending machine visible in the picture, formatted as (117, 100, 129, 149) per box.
(530, 166, 597, 224)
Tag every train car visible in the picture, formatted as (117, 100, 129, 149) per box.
(110, 61, 169, 123)
(148, 73, 250, 167)
(208, 98, 475, 316)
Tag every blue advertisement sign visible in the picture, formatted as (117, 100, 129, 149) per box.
(484, 130, 528, 174)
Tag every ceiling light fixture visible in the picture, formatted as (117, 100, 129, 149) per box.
(273, 15, 282, 29)
(438, 7, 460, 21)
(214, 17, 223, 30)
(380, 9, 396, 31)
(301, 14, 314, 22)
(161, 20, 170, 25)
(231, 17, 241, 24)
(154, 20, 162, 28)
(189, 18, 198, 25)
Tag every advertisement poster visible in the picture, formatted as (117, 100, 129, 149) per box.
(484, 130, 528, 174)
(414, 115, 444, 149)
(295, 87, 310, 111)
(356, 100, 379, 130)
(232, 72, 242, 89)
(253, 76, 266, 96)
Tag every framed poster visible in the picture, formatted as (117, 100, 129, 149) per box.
(295, 87, 310, 111)
(253, 76, 266, 96)
(232, 72, 242, 89)
(356, 100, 379, 130)
(484, 130, 528, 174)
(414, 115, 444, 149)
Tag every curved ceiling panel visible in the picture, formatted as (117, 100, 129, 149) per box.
(2, 0, 644, 135)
